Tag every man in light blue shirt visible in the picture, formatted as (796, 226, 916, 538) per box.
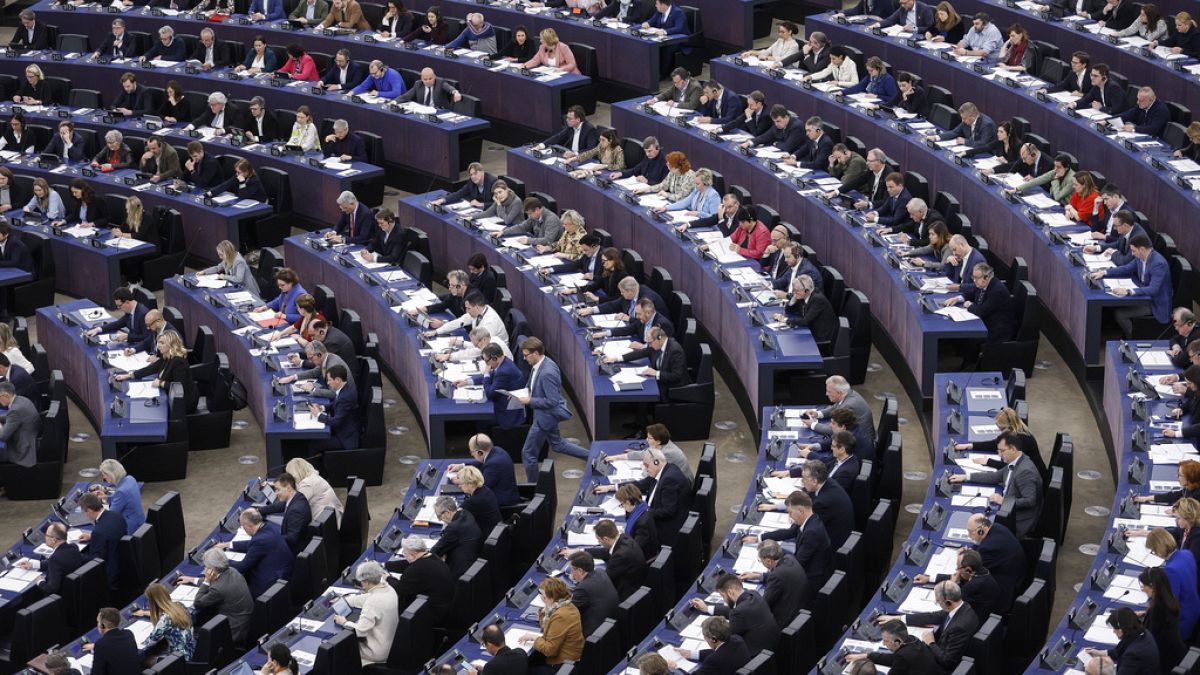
(956, 13, 1003, 59)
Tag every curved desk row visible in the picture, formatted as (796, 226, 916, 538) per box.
(0, 51, 489, 181)
(817, 371, 1021, 673)
(506, 140, 980, 409)
(163, 275, 330, 471)
(32, 0, 589, 137)
(36, 298, 169, 458)
(809, 14, 1200, 297)
(395, 193, 662, 441)
(0, 100, 383, 226)
(283, 233, 495, 456)
(0, 154, 271, 273)
(612, 77, 1143, 378)
(1031, 341, 1189, 673)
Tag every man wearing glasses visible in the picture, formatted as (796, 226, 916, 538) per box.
(411, 270, 468, 323)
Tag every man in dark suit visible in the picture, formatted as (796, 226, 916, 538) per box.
(850, 620, 939, 672)
(297, 321, 356, 373)
(541, 105, 599, 155)
(582, 519, 646, 599)
(18, 523, 82, 596)
(94, 19, 140, 60)
(398, 67, 463, 109)
(690, 574, 780, 654)
(435, 162, 495, 208)
(943, 262, 1015, 343)
(723, 90, 771, 136)
(827, 430, 862, 493)
(223, 508, 293, 598)
(467, 254, 498, 303)
(744, 539, 808, 624)
(886, 580, 980, 672)
(451, 434, 520, 507)
(877, 0, 935, 31)
(0, 355, 35, 401)
(391, 536, 455, 624)
(182, 142, 223, 189)
(321, 49, 367, 92)
(789, 116, 834, 170)
(480, 345, 526, 430)
(886, 198, 944, 248)
(1072, 64, 1125, 114)
(680, 617, 751, 675)
(323, 119, 369, 163)
(931, 101, 997, 149)
(188, 92, 241, 134)
(559, 234, 603, 281)
(945, 234, 987, 297)
(695, 81, 741, 128)
(798, 460, 854, 548)
(516, 337, 590, 480)
(9, 10, 50, 50)
(1119, 86, 1170, 138)
(747, 105, 806, 154)
(954, 432, 1043, 537)
(1088, 185, 1135, 243)
(309, 364, 360, 451)
(358, 207, 407, 266)
(183, 548, 254, 644)
(328, 190, 376, 246)
(1046, 51, 1093, 95)
(191, 28, 231, 70)
(776, 275, 838, 344)
(431, 496, 482, 577)
(769, 239, 823, 295)
(630, 447, 693, 545)
(244, 97, 281, 144)
(1094, 235, 1172, 336)
(44, 122, 87, 162)
(616, 327, 688, 394)
(596, 0, 654, 24)
(842, 148, 892, 208)
(478, 624, 530, 674)
(864, 173, 912, 228)
(78, 492, 125, 590)
(688, 193, 744, 237)
(85, 607, 141, 673)
(1168, 309, 1200, 370)
(756, 491, 832, 592)
(1092, 0, 1137, 28)
(568, 551, 619, 636)
(585, 276, 669, 318)
(966, 514, 1024, 610)
(917, 548, 1005, 620)
(257, 472, 312, 554)
(605, 298, 674, 343)
(1000, 142, 1052, 181)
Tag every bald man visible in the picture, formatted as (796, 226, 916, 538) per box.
(124, 309, 177, 359)
(397, 67, 462, 108)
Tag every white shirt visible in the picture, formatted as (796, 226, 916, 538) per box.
(570, 126, 582, 153)
(436, 305, 510, 347)
(810, 58, 859, 86)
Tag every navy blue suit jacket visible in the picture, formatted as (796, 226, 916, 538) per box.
(85, 509, 126, 588)
(598, 285, 669, 317)
(0, 236, 33, 275)
(37, 542, 82, 595)
(335, 202, 376, 246)
(1106, 251, 1172, 323)
(633, 463, 693, 545)
(875, 188, 912, 227)
(966, 278, 1015, 342)
(880, 0, 934, 30)
(765, 514, 832, 592)
(699, 88, 741, 127)
(976, 523, 1024, 609)
(367, 226, 407, 266)
(100, 302, 150, 345)
(446, 173, 496, 205)
(318, 383, 361, 450)
(829, 455, 861, 493)
(812, 482, 854, 548)
(471, 448, 520, 507)
(44, 133, 88, 162)
(249, 0, 286, 19)
(1077, 80, 1126, 114)
(1120, 100, 1170, 138)
(544, 121, 600, 153)
(274, 492, 312, 554)
(948, 248, 987, 297)
(321, 61, 367, 90)
(529, 356, 572, 425)
(91, 627, 141, 675)
(794, 133, 834, 170)
(484, 357, 526, 429)
(753, 117, 806, 154)
(231, 523, 293, 598)
(647, 4, 687, 34)
(323, 133, 368, 163)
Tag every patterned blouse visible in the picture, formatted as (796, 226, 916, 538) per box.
(553, 226, 586, 259)
(646, 168, 695, 203)
(144, 615, 196, 659)
(574, 145, 626, 171)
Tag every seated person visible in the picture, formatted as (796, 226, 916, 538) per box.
(326, 190, 376, 246)
(308, 364, 361, 451)
(321, 49, 367, 92)
(322, 0, 371, 30)
(323, 119, 368, 163)
(114, 331, 199, 412)
(191, 28, 231, 70)
(774, 274, 838, 343)
(446, 13, 498, 54)
(351, 60, 406, 99)
(217, 508, 293, 598)
(86, 287, 149, 345)
(140, 25, 187, 63)
(1089, 235, 1171, 336)
(94, 18, 140, 60)
(182, 141, 222, 189)
(254, 267, 308, 323)
(206, 159, 268, 202)
(112, 73, 151, 116)
(43, 121, 86, 163)
(430, 496, 483, 577)
(359, 208, 407, 265)
(91, 131, 133, 173)
(236, 36, 278, 74)
(277, 43, 319, 81)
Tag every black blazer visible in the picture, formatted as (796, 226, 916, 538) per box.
(91, 628, 141, 675)
(571, 570, 619, 637)
(481, 646, 529, 675)
(191, 102, 242, 132)
(1050, 66, 1093, 95)
(611, 308, 674, 340)
(633, 463, 693, 546)
(245, 112, 281, 143)
(868, 635, 941, 672)
(726, 107, 772, 137)
(694, 635, 752, 675)
(65, 196, 108, 228)
(469, 267, 498, 303)
(907, 604, 980, 671)
(966, 278, 1016, 342)
(37, 543, 83, 595)
(259, 491, 312, 554)
(44, 133, 87, 162)
(335, 201, 376, 246)
(185, 154, 222, 188)
(1108, 630, 1162, 675)
(191, 41, 232, 67)
(811, 481, 854, 548)
(112, 87, 150, 115)
(431, 508, 482, 578)
(977, 523, 1024, 610)
(587, 534, 646, 600)
(464, 486, 500, 538)
(209, 175, 268, 203)
(367, 226, 407, 266)
(321, 61, 367, 90)
(762, 554, 808, 623)
(784, 292, 838, 344)
(0, 237, 34, 274)
(842, 169, 890, 205)
(828, 455, 861, 493)
(1092, 0, 1137, 28)
(711, 590, 780, 654)
(794, 133, 834, 170)
(753, 117, 806, 154)
(544, 121, 600, 153)
(446, 173, 496, 205)
(9, 22, 49, 50)
(391, 553, 455, 624)
(596, 0, 654, 23)
(96, 32, 141, 59)
(158, 97, 191, 123)
(887, 85, 928, 116)
(133, 356, 198, 413)
(765, 514, 832, 591)
(324, 133, 368, 162)
(629, 510, 660, 560)
(622, 337, 687, 389)
(961, 568, 1005, 621)
(1076, 80, 1126, 114)
(16, 79, 48, 103)
(1144, 601, 1186, 673)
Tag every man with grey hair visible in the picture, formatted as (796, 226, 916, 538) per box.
(773, 274, 837, 343)
(334, 560, 399, 664)
(887, 197, 944, 248)
(140, 25, 187, 63)
(668, 616, 751, 671)
(179, 548, 254, 642)
(844, 148, 891, 207)
(17, 522, 81, 595)
(874, 580, 978, 672)
(325, 190, 375, 246)
(1119, 86, 1169, 137)
(322, 119, 368, 163)
(431, 495, 482, 577)
(216, 508, 293, 598)
(929, 101, 997, 149)
(0, 380, 40, 495)
(436, 326, 512, 362)
(391, 534, 454, 623)
(11, 10, 49, 51)
(942, 262, 1015, 344)
(94, 18, 134, 60)
(413, 269, 470, 321)
(802, 375, 875, 439)
(281, 340, 355, 399)
(743, 539, 808, 627)
(188, 91, 239, 135)
(41, 652, 76, 675)
(191, 27, 229, 70)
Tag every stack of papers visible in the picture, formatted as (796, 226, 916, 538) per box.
(610, 368, 647, 387)
(126, 381, 160, 399)
(293, 411, 326, 431)
(1021, 194, 1061, 210)
(897, 586, 941, 613)
(452, 386, 485, 403)
(1103, 279, 1138, 292)
(935, 306, 976, 322)
(608, 459, 644, 481)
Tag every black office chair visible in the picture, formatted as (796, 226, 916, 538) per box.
(0, 595, 65, 673)
(928, 102, 960, 131)
(322, 386, 386, 487)
(841, 288, 871, 385)
(652, 344, 714, 441)
(811, 571, 847, 654)
(10, 230, 55, 317)
(146, 491, 185, 571)
(68, 88, 102, 109)
(402, 251, 433, 288)
(564, 43, 598, 115)
(60, 559, 108, 635)
(977, 280, 1040, 376)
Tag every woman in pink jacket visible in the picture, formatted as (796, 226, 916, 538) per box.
(277, 43, 319, 81)
(523, 28, 580, 74)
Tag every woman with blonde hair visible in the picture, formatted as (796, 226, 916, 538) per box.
(0, 323, 33, 374)
(284, 457, 344, 524)
(135, 582, 195, 661)
(1152, 11, 1200, 57)
(287, 106, 320, 152)
(519, 577, 584, 669)
(524, 28, 579, 74)
(23, 177, 64, 220)
(115, 331, 198, 412)
(198, 239, 260, 295)
(1175, 121, 1200, 163)
(1145, 528, 1200, 626)
(113, 196, 156, 283)
(97, 458, 146, 533)
(538, 209, 586, 260)
(13, 64, 46, 104)
(458, 465, 501, 534)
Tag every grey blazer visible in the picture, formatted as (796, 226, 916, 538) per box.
(203, 254, 260, 296)
(626, 441, 692, 482)
(814, 389, 875, 440)
(0, 395, 41, 467)
(297, 353, 356, 399)
(974, 454, 1044, 537)
(194, 567, 255, 643)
